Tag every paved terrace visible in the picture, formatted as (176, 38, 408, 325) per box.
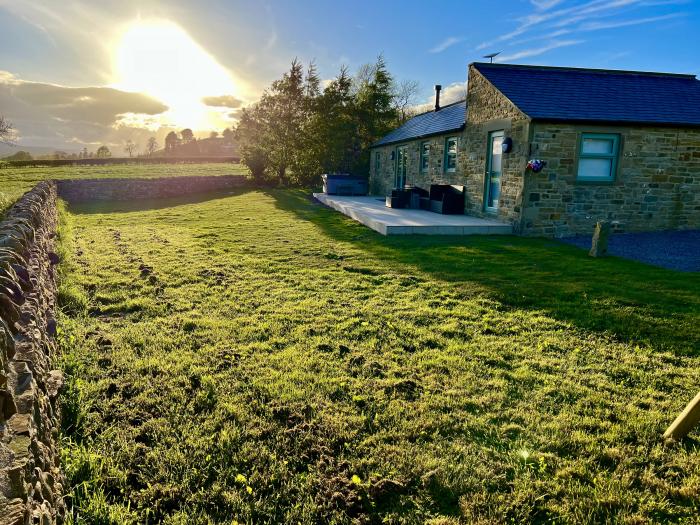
(313, 194, 512, 235)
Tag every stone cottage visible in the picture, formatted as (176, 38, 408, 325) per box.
(370, 62, 700, 237)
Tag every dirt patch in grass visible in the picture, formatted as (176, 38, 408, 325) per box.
(56, 187, 699, 523)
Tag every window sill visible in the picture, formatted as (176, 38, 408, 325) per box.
(575, 178, 616, 185)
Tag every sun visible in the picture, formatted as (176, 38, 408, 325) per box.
(112, 20, 241, 131)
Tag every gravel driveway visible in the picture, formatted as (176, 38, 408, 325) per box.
(560, 230, 700, 272)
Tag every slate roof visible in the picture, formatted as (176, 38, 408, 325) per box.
(372, 100, 466, 147)
(473, 62, 700, 127)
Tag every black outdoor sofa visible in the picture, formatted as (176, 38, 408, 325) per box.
(386, 184, 464, 215)
(427, 184, 465, 214)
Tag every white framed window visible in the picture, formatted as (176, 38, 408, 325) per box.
(577, 133, 620, 182)
(420, 142, 430, 173)
(445, 137, 458, 173)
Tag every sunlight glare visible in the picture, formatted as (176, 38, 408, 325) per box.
(112, 20, 240, 131)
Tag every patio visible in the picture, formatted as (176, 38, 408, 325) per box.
(313, 193, 512, 235)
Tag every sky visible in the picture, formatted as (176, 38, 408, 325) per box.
(1, 0, 699, 153)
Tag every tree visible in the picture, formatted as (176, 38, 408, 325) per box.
(222, 128, 234, 144)
(164, 131, 180, 154)
(96, 145, 111, 158)
(146, 137, 158, 156)
(181, 128, 194, 143)
(124, 140, 136, 157)
(236, 105, 270, 184)
(261, 58, 308, 185)
(3, 150, 32, 161)
(306, 65, 356, 174)
(393, 79, 420, 123)
(81, 147, 88, 159)
(235, 55, 412, 185)
(236, 59, 309, 185)
(350, 55, 398, 174)
(209, 131, 219, 139)
(0, 116, 15, 145)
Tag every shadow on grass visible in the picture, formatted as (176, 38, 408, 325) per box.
(65, 188, 254, 215)
(269, 190, 700, 355)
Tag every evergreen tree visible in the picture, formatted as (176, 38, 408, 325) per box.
(351, 55, 398, 173)
(235, 55, 413, 186)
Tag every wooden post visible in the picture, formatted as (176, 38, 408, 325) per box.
(589, 221, 611, 257)
(664, 391, 700, 441)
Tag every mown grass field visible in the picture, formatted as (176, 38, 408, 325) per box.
(0, 163, 246, 217)
(52, 179, 700, 524)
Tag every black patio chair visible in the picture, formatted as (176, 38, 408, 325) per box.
(429, 185, 465, 214)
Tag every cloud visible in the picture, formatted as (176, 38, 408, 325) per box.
(476, 0, 687, 62)
(496, 40, 584, 62)
(202, 95, 244, 108)
(412, 82, 467, 114)
(429, 37, 463, 54)
(530, 0, 565, 9)
(265, 31, 278, 50)
(0, 70, 169, 149)
(578, 12, 683, 30)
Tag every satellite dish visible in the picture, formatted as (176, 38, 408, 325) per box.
(483, 52, 501, 63)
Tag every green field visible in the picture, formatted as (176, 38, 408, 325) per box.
(0, 163, 247, 217)
(47, 171, 700, 524)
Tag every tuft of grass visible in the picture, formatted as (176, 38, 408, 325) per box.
(48, 178, 700, 523)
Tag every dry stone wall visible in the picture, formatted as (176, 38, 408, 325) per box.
(0, 182, 64, 525)
(57, 174, 247, 202)
(0, 174, 252, 523)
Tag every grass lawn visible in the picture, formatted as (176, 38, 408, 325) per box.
(0, 163, 247, 217)
(53, 183, 700, 524)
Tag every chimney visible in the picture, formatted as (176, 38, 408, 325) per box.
(434, 84, 442, 111)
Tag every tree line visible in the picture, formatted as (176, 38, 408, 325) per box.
(235, 56, 418, 186)
(1, 54, 416, 174)
(1, 129, 238, 162)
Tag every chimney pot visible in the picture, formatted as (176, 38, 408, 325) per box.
(434, 84, 442, 111)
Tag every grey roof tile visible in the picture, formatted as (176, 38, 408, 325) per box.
(373, 101, 466, 147)
(474, 62, 700, 126)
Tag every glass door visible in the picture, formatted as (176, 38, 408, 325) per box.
(395, 145, 407, 189)
(485, 131, 504, 212)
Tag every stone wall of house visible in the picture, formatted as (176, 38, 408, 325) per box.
(368, 67, 532, 232)
(57, 175, 247, 203)
(522, 123, 700, 237)
(461, 66, 530, 229)
(369, 131, 467, 196)
(0, 182, 65, 524)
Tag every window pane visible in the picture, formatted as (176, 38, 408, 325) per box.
(446, 139, 457, 170)
(492, 136, 503, 155)
(578, 158, 612, 179)
(488, 179, 500, 208)
(582, 137, 614, 155)
(421, 143, 429, 170)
